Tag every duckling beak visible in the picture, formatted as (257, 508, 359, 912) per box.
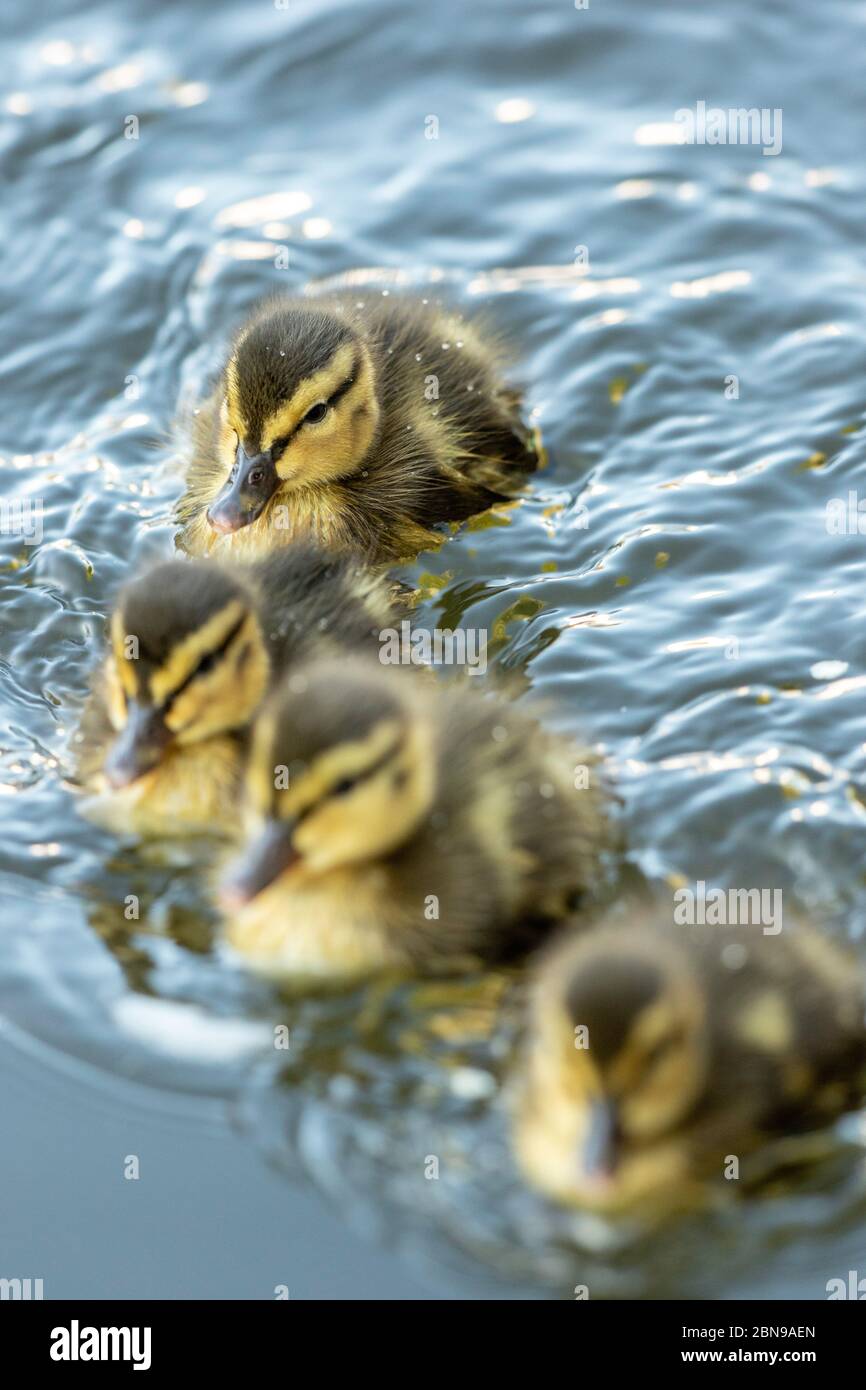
(207, 445, 277, 535)
(581, 1098, 619, 1183)
(219, 818, 301, 908)
(105, 702, 171, 788)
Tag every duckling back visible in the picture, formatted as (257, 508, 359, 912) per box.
(405, 681, 614, 962)
(349, 292, 537, 504)
(691, 916, 866, 1142)
(247, 542, 402, 668)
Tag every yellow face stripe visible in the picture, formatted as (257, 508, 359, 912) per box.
(249, 714, 403, 818)
(224, 358, 246, 439)
(285, 718, 403, 816)
(149, 598, 248, 705)
(246, 704, 280, 812)
(251, 342, 359, 451)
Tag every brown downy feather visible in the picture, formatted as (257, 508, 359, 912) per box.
(221, 655, 615, 980)
(176, 292, 537, 563)
(514, 904, 866, 1213)
(74, 544, 402, 837)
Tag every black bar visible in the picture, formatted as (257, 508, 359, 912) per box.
(1, 1298, 860, 1372)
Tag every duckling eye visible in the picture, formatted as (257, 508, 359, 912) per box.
(302, 401, 329, 426)
(331, 776, 357, 798)
(643, 1031, 683, 1070)
(195, 651, 219, 678)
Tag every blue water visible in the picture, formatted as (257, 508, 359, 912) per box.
(3, 0, 866, 1298)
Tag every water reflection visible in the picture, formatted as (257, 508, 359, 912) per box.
(3, 0, 866, 1297)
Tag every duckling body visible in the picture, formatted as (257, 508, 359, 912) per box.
(176, 293, 536, 563)
(219, 656, 612, 980)
(514, 906, 866, 1215)
(77, 545, 398, 838)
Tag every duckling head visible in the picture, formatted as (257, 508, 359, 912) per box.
(103, 560, 270, 788)
(220, 662, 435, 905)
(516, 927, 708, 1211)
(207, 300, 381, 536)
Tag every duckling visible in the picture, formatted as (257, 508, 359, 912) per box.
(218, 655, 612, 980)
(76, 544, 399, 837)
(175, 292, 537, 563)
(513, 905, 866, 1216)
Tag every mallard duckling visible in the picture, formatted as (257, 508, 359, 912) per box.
(219, 656, 612, 980)
(176, 292, 536, 562)
(513, 906, 866, 1216)
(76, 545, 398, 837)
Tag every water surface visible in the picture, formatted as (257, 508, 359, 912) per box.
(3, 0, 866, 1298)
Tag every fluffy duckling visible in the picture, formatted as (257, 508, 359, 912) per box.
(219, 656, 612, 980)
(76, 545, 398, 837)
(514, 906, 866, 1216)
(176, 292, 536, 562)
